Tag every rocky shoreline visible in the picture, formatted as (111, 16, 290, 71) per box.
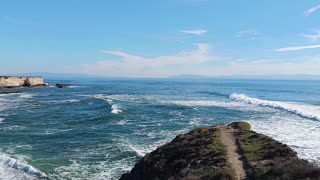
(120, 122, 320, 180)
(0, 76, 48, 88)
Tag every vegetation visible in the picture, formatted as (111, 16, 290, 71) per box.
(230, 122, 251, 131)
(120, 126, 236, 180)
(121, 122, 320, 180)
(234, 123, 320, 180)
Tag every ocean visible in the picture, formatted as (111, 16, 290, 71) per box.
(0, 78, 319, 179)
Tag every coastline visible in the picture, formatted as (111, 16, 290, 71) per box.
(121, 122, 320, 180)
(0, 76, 48, 88)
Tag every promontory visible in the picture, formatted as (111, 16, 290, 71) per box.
(0, 76, 48, 88)
(120, 122, 320, 180)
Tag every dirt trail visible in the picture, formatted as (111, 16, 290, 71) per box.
(217, 125, 246, 180)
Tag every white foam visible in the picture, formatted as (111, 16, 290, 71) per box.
(0, 118, 4, 123)
(126, 144, 149, 157)
(248, 116, 320, 163)
(0, 164, 38, 180)
(19, 94, 34, 99)
(0, 153, 45, 179)
(62, 99, 80, 103)
(116, 120, 127, 125)
(189, 118, 201, 125)
(88, 94, 272, 113)
(3, 125, 25, 131)
(47, 99, 81, 103)
(106, 99, 113, 105)
(53, 155, 135, 180)
(111, 104, 122, 114)
(230, 93, 320, 121)
(164, 100, 239, 107)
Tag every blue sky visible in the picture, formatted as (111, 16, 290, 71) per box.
(1, 0, 320, 77)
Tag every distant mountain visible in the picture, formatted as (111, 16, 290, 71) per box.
(221, 74, 320, 80)
(6, 72, 103, 80)
(169, 74, 211, 79)
(3, 72, 320, 80)
(170, 74, 320, 80)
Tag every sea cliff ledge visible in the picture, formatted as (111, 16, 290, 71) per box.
(0, 76, 48, 88)
(120, 122, 320, 180)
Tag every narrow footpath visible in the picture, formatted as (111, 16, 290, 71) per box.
(217, 125, 246, 180)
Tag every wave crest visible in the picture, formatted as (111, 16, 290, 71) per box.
(230, 93, 320, 121)
(111, 105, 122, 114)
(0, 153, 46, 179)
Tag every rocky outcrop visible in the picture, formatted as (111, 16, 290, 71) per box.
(55, 84, 71, 88)
(0, 76, 48, 88)
(120, 122, 320, 180)
(0, 91, 23, 95)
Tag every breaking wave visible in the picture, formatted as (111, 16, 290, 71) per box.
(230, 93, 320, 121)
(248, 116, 320, 163)
(0, 153, 45, 179)
(111, 104, 122, 114)
(19, 94, 34, 99)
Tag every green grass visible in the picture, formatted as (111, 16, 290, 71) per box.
(230, 122, 251, 131)
(234, 123, 320, 180)
(239, 132, 263, 161)
(210, 130, 226, 155)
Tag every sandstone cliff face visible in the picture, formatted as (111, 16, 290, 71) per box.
(120, 122, 320, 180)
(0, 76, 48, 88)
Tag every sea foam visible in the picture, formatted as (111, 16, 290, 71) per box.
(19, 94, 34, 99)
(0, 153, 45, 179)
(230, 93, 320, 121)
(249, 116, 320, 163)
(111, 104, 122, 114)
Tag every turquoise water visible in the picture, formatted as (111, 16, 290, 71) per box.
(0, 79, 319, 179)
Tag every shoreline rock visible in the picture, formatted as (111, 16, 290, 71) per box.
(0, 76, 48, 88)
(0, 91, 23, 95)
(55, 84, 71, 88)
(120, 122, 320, 180)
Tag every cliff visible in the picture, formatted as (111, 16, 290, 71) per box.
(120, 122, 320, 180)
(0, 76, 48, 88)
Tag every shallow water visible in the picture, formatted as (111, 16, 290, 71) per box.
(0, 78, 319, 179)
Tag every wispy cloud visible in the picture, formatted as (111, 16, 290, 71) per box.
(276, 45, 320, 52)
(209, 58, 320, 76)
(235, 30, 261, 40)
(303, 31, 320, 41)
(304, 5, 320, 16)
(179, 29, 207, 35)
(73, 44, 215, 77)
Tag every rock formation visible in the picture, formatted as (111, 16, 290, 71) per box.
(120, 122, 320, 180)
(55, 84, 71, 88)
(0, 76, 48, 88)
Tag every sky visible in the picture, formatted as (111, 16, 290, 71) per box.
(1, 0, 320, 78)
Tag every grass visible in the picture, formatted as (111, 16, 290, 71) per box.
(230, 122, 251, 131)
(239, 131, 263, 161)
(234, 123, 320, 180)
(121, 126, 237, 180)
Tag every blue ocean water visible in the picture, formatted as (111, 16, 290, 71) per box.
(0, 78, 319, 179)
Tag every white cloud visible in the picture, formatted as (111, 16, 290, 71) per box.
(179, 29, 207, 35)
(64, 43, 320, 78)
(206, 58, 320, 76)
(304, 5, 320, 16)
(235, 30, 261, 40)
(73, 44, 215, 77)
(303, 31, 320, 41)
(275, 45, 320, 52)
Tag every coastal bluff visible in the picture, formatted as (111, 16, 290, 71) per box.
(0, 76, 48, 88)
(120, 122, 320, 180)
